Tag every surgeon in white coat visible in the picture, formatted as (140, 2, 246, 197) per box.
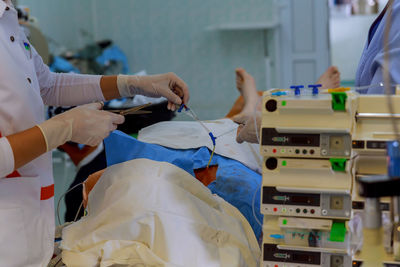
(0, 1, 189, 266)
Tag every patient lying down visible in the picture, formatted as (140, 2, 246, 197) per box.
(60, 159, 260, 267)
(59, 67, 341, 267)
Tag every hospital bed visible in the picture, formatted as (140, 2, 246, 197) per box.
(50, 117, 264, 267)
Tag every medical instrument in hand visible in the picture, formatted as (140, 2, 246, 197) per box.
(178, 104, 216, 168)
(108, 102, 153, 116)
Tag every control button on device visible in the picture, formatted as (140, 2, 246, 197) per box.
(265, 99, 278, 112)
(266, 157, 278, 170)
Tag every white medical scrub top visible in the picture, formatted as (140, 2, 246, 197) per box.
(0, 1, 55, 266)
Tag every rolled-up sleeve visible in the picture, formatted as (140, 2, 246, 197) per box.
(32, 46, 105, 106)
(0, 137, 14, 178)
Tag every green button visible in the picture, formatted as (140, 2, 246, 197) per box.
(281, 100, 287, 106)
(282, 219, 287, 225)
(282, 160, 287, 166)
(329, 221, 346, 242)
(330, 158, 347, 172)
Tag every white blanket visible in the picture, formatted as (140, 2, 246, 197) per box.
(60, 159, 260, 267)
(138, 119, 262, 173)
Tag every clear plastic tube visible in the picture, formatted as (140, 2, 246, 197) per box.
(252, 96, 263, 228)
(185, 109, 213, 134)
(179, 105, 216, 168)
(56, 182, 84, 225)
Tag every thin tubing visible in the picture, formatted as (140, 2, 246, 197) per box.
(57, 182, 84, 225)
(253, 96, 262, 144)
(252, 184, 263, 228)
(182, 107, 216, 168)
(252, 95, 263, 228)
(74, 202, 84, 222)
(207, 145, 216, 168)
(186, 109, 212, 133)
(215, 126, 238, 138)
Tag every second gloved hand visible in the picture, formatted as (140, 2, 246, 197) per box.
(38, 103, 125, 151)
(117, 73, 189, 111)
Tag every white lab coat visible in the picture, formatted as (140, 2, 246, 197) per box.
(0, 2, 54, 266)
(0, 2, 104, 266)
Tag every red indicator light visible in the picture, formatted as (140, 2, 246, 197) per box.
(273, 207, 278, 212)
(310, 209, 315, 214)
(273, 149, 277, 153)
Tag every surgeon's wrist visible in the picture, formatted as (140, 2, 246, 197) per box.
(37, 117, 73, 152)
(117, 75, 142, 98)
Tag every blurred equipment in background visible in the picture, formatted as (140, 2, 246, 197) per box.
(329, 0, 382, 17)
(352, 0, 380, 15)
(16, 5, 50, 64)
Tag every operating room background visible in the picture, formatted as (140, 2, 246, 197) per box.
(17, 0, 278, 224)
(19, 0, 279, 120)
(17, 0, 387, 117)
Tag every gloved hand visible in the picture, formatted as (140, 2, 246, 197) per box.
(37, 103, 125, 151)
(235, 113, 261, 144)
(117, 73, 189, 111)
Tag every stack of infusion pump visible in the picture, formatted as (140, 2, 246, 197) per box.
(260, 88, 400, 267)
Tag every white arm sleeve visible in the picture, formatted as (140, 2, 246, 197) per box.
(0, 137, 15, 178)
(32, 46, 105, 106)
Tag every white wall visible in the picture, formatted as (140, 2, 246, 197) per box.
(19, 0, 276, 119)
(330, 15, 377, 83)
(329, 0, 387, 83)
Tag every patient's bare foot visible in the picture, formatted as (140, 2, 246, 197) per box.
(233, 68, 260, 122)
(317, 66, 341, 89)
